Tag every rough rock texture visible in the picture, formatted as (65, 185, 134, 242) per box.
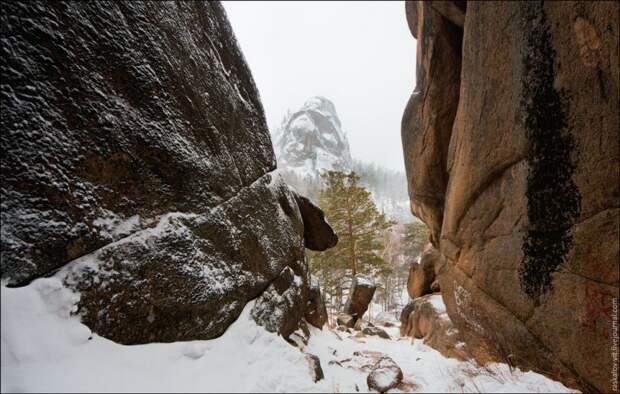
(293, 193, 338, 251)
(402, 1, 619, 392)
(1, 1, 273, 285)
(366, 356, 404, 393)
(304, 277, 329, 329)
(251, 265, 308, 339)
(400, 295, 466, 360)
(407, 244, 439, 298)
(1, 1, 336, 344)
(344, 275, 377, 323)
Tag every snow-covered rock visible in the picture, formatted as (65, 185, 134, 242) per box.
(366, 356, 404, 393)
(1, 1, 336, 345)
(344, 274, 377, 323)
(274, 96, 352, 179)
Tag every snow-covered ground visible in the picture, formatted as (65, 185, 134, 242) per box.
(1, 278, 577, 393)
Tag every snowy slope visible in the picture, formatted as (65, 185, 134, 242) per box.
(1, 280, 578, 393)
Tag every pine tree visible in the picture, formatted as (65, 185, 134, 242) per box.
(311, 170, 394, 280)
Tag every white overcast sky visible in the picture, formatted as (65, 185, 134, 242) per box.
(222, 1, 416, 171)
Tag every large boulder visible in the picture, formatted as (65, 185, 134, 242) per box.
(407, 244, 440, 298)
(344, 275, 377, 323)
(402, 1, 619, 392)
(293, 193, 338, 251)
(304, 277, 329, 329)
(1, 1, 336, 345)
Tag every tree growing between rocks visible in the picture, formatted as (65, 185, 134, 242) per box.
(308, 170, 395, 320)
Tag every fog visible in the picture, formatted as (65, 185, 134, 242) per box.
(223, 1, 416, 171)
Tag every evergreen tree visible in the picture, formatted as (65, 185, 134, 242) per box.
(311, 170, 394, 280)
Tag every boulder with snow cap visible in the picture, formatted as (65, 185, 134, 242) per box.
(366, 356, 403, 393)
(344, 274, 377, 323)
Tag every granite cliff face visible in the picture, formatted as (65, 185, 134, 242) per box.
(1, 1, 334, 344)
(402, 1, 619, 392)
(274, 96, 352, 179)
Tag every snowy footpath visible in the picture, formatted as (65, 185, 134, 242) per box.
(1, 278, 576, 393)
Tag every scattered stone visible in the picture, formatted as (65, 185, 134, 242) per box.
(362, 327, 391, 340)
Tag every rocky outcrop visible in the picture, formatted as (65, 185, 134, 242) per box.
(366, 356, 403, 393)
(273, 96, 352, 179)
(1, 1, 336, 345)
(402, 1, 619, 392)
(294, 193, 338, 251)
(406, 244, 440, 298)
(344, 275, 377, 323)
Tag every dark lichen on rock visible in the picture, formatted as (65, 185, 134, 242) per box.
(518, 4, 581, 300)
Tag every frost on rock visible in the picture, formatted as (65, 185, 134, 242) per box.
(1, 1, 274, 285)
(0, 1, 320, 347)
(251, 266, 308, 339)
(58, 171, 306, 345)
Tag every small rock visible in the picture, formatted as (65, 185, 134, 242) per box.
(305, 353, 324, 382)
(337, 313, 355, 328)
(367, 356, 403, 393)
(362, 326, 391, 339)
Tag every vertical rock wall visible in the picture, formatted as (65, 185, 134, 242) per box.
(402, 1, 619, 392)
